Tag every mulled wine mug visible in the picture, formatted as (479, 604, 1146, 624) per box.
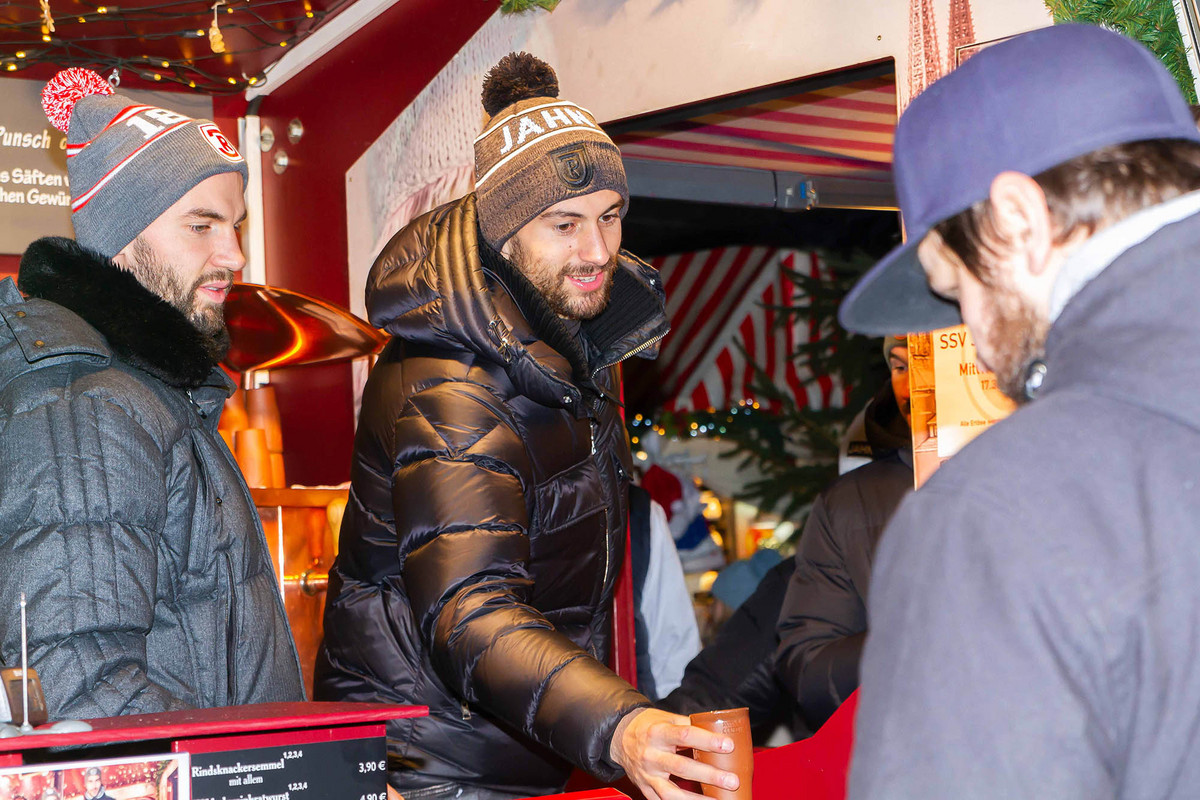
(690, 707, 753, 799)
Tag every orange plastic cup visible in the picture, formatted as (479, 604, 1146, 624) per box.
(690, 707, 753, 799)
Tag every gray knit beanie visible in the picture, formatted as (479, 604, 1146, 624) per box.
(42, 68, 249, 259)
(474, 53, 628, 251)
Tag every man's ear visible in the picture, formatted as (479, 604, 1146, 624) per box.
(988, 171, 1055, 276)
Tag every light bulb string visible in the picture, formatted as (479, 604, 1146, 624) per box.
(39, 0, 54, 33)
(0, 0, 351, 93)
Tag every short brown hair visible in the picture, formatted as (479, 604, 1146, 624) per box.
(932, 139, 1200, 284)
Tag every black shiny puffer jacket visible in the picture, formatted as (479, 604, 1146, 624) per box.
(315, 194, 669, 797)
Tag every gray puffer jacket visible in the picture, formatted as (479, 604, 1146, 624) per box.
(0, 236, 304, 718)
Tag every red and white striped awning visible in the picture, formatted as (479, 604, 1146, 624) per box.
(646, 247, 849, 414)
(613, 73, 896, 185)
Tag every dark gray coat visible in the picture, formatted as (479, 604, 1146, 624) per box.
(315, 194, 668, 797)
(852, 210, 1200, 798)
(0, 237, 304, 718)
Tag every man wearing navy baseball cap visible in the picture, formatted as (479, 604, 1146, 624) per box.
(841, 25, 1200, 798)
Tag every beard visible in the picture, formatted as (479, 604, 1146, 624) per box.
(978, 280, 1049, 405)
(507, 238, 618, 320)
(126, 236, 232, 362)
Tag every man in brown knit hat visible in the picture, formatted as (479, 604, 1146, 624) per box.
(316, 54, 740, 800)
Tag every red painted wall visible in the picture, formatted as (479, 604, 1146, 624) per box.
(252, 0, 499, 485)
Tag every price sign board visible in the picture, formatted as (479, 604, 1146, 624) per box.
(181, 724, 387, 800)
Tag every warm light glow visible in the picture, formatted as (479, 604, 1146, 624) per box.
(4, 64, 15, 72)
(254, 292, 311, 370)
(700, 490, 723, 522)
(41, 34, 51, 42)
(247, 76, 258, 85)
(153, 73, 161, 81)
(196, 28, 204, 35)
(161, 60, 170, 67)
(227, 76, 237, 84)
(97, 5, 108, 12)
(188, 81, 196, 88)
(279, 40, 288, 47)
(698, 570, 719, 593)
(14, 51, 24, 58)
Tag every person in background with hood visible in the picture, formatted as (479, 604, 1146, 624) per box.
(775, 335, 913, 731)
(662, 337, 912, 742)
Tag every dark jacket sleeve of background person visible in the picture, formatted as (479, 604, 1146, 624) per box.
(776, 453, 912, 729)
(660, 560, 802, 744)
(629, 484, 657, 700)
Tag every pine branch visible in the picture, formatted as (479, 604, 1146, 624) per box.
(677, 248, 886, 523)
(501, 0, 562, 13)
(1044, 0, 1197, 102)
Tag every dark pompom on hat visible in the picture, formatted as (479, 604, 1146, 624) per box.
(481, 52, 560, 116)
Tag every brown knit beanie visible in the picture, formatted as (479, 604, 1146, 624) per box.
(474, 52, 628, 251)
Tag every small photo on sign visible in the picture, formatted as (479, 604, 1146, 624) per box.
(0, 752, 188, 800)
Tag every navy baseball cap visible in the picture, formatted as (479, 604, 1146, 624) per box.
(839, 24, 1200, 336)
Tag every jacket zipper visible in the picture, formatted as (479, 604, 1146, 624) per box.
(600, 507, 610, 611)
(590, 332, 667, 380)
(222, 550, 238, 703)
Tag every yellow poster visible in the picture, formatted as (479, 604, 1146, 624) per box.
(908, 325, 1014, 487)
(931, 326, 1015, 457)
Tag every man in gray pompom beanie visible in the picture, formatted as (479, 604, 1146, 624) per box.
(0, 68, 304, 722)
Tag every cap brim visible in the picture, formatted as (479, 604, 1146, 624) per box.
(838, 239, 963, 335)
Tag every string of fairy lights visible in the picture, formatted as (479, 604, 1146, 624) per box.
(0, 0, 354, 93)
(628, 399, 767, 458)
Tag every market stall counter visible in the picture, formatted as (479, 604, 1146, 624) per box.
(0, 701, 424, 800)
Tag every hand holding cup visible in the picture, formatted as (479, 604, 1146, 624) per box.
(609, 707, 742, 800)
(690, 707, 753, 799)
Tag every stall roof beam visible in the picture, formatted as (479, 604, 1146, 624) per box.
(623, 157, 897, 212)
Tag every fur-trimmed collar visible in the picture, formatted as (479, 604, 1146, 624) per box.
(18, 236, 222, 389)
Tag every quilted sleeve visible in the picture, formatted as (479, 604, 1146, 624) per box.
(0, 387, 192, 718)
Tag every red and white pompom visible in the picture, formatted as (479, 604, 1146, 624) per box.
(41, 68, 114, 133)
